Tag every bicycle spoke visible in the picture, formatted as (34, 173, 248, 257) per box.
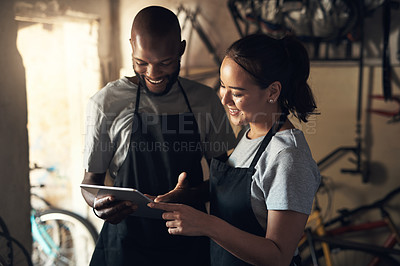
(31, 209, 97, 266)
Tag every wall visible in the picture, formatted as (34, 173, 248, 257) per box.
(0, 0, 31, 254)
(305, 6, 400, 222)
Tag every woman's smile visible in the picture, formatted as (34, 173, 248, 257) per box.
(228, 108, 241, 116)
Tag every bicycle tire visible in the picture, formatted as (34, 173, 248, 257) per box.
(32, 208, 98, 266)
(0, 233, 33, 266)
(0, 216, 12, 266)
(0, 217, 33, 266)
(301, 244, 400, 266)
(0, 255, 7, 266)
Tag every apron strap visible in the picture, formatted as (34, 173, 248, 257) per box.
(133, 78, 203, 156)
(134, 78, 193, 114)
(176, 78, 204, 157)
(177, 79, 193, 114)
(134, 82, 141, 114)
(249, 112, 288, 169)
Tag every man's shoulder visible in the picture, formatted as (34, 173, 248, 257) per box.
(90, 77, 136, 112)
(178, 77, 220, 106)
(179, 77, 214, 93)
(95, 77, 135, 96)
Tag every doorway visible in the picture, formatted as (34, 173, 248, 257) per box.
(16, 16, 101, 215)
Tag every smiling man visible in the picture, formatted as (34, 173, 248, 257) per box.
(130, 7, 184, 95)
(81, 6, 235, 266)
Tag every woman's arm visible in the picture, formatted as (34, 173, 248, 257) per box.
(149, 202, 308, 266)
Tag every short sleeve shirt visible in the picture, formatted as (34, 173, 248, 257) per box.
(228, 128, 321, 230)
(83, 77, 236, 177)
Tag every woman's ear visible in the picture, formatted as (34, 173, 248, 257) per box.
(267, 81, 282, 102)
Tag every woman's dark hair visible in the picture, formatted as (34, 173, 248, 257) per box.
(225, 34, 317, 122)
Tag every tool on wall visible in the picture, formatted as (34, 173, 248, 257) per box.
(176, 5, 222, 89)
(382, 0, 400, 101)
(368, 95, 400, 123)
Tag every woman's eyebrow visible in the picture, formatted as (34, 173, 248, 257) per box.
(228, 86, 246, 91)
(220, 79, 246, 91)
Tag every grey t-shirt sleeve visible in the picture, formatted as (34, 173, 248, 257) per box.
(259, 147, 320, 215)
(83, 98, 114, 173)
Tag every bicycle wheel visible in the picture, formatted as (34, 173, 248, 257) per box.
(2, 234, 33, 266)
(32, 208, 98, 266)
(0, 216, 12, 266)
(301, 244, 400, 266)
(0, 216, 32, 266)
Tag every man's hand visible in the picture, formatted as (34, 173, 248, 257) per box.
(93, 195, 138, 224)
(154, 172, 195, 204)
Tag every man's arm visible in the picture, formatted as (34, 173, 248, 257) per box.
(81, 171, 137, 224)
(81, 171, 106, 207)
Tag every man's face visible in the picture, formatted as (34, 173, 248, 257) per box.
(131, 34, 184, 94)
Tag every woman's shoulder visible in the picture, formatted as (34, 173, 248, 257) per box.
(257, 128, 317, 171)
(270, 129, 309, 152)
(256, 128, 320, 190)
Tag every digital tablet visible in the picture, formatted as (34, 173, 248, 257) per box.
(80, 184, 164, 219)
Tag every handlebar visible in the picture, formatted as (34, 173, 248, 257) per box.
(324, 186, 400, 227)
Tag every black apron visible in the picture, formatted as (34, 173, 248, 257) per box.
(209, 113, 299, 266)
(91, 80, 210, 266)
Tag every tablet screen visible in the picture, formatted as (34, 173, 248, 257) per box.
(80, 184, 163, 219)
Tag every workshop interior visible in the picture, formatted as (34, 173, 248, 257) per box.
(1, 0, 400, 265)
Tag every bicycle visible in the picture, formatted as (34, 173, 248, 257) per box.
(30, 164, 98, 266)
(299, 180, 400, 266)
(0, 216, 33, 266)
(176, 5, 222, 90)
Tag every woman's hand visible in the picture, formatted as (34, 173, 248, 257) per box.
(93, 195, 137, 224)
(148, 201, 211, 236)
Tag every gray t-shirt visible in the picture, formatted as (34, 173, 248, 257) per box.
(228, 128, 320, 230)
(84, 76, 236, 177)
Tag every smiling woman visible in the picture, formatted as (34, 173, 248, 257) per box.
(149, 34, 321, 266)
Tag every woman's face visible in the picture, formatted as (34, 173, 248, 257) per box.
(219, 57, 271, 126)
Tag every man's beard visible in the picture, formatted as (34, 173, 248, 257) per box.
(134, 64, 180, 96)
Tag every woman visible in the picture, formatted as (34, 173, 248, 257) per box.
(149, 34, 321, 266)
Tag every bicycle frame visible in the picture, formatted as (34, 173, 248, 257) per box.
(301, 187, 400, 266)
(30, 210, 60, 260)
(300, 208, 333, 266)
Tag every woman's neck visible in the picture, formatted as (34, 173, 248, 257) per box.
(247, 122, 271, 139)
(247, 113, 294, 140)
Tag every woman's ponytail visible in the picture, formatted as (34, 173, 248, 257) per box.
(280, 36, 317, 122)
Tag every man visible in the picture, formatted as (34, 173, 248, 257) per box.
(81, 6, 235, 266)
